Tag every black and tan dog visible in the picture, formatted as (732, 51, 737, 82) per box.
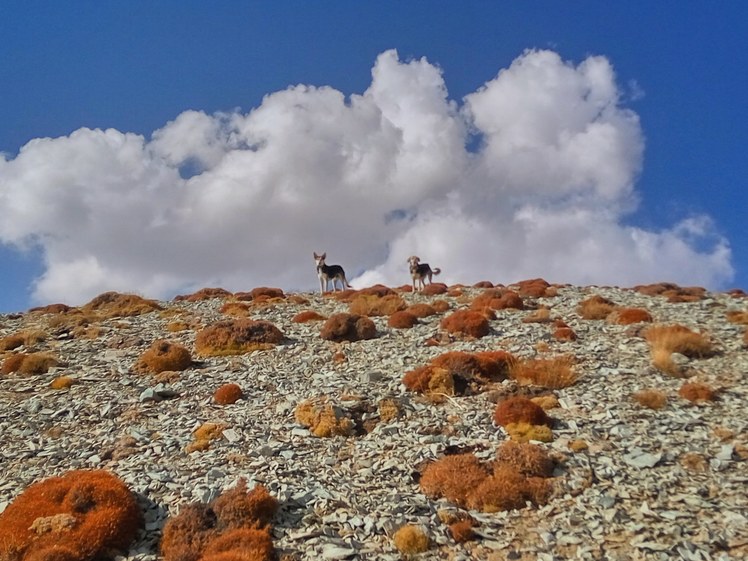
(314, 252, 352, 294)
(407, 255, 441, 291)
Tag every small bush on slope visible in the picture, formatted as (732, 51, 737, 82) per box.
(509, 356, 578, 389)
(195, 319, 284, 356)
(214, 383, 243, 405)
(319, 313, 376, 342)
(82, 291, 162, 318)
(0, 469, 142, 561)
(440, 310, 490, 338)
(133, 340, 192, 374)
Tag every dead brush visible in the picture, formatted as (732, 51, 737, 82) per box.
(632, 389, 668, 409)
(133, 340, 193, 374)
(0, 329, 47, 351)
(726, 310, 748, 325)
(294, 399, 355, 437)
(219, 301, 252, 317)
(644, 324, 715, 375)
(195, 319, 284, 356)
(522, 307, 552, 323)
(406, 303, 437, 318)
(82, 291, 162, 318)
(348, 294, 406, 316)
(175, 287, 233, 301)
(679, 381, 717, 403)
(577, 295, 617, 320)
(509, 356, 578, 389)
(393, 525, 430, 554)
(1, 352, 59, 376)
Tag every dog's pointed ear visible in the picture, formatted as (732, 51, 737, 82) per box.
(314, 252, 319, 259)
(321, 252, 326, 259)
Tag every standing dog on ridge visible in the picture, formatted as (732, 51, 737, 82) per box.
(314, 252, 352, 294)
(407, 255, 441, 292)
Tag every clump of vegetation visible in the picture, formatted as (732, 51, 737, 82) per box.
(28, 303, 74, 314)
(50, 376, 77, 390)
(294, 399, 355, 437)
(186, 423, 226, 453)
(82, 291, 162, 318)
(494, 397, 553, 428)
(577, 295, 616, 320)
(447, 517, 476, 543)
(388, 310, 419, 329)
(553, 326, 578, 341)
(679, 382, 717, 403)
(249, 287, 285, 300)
(402, 350, 516, 398)
(421, 283, 448, 296)
(471, 288, 524, 312)
(432, 299, 451, 313)
(633, 282, 706, 302)
(644, 324, 715, 375)
(219, 301, 251, 317)
(0, 329, 47, 351)
(405, 303, 437, 318)
(515, 278, 555, 298)
(503, 422, 553, 443)
(175, 287, 233, 302)
(292, 310, 327, 323)
(509, 356, 578, 389)
(214, 383, 243, 405)
(726, 310, 748, 325)
(607, 307, 653, 325)
(0, 469, 142, 561)
(349, 294, 406, 316)
(633, 389, 668, 409)
(440, 310, 490, 338)
(393, 525, 430, 554)
(419, 442, 556, 513)
(522, 307, 552, 323)
(133, 340, 192, 374)
(1, 352, 60, 376)
(161, 479, 278, 561)
(320, 313, 377, 342)
(195, 319, 284, 356)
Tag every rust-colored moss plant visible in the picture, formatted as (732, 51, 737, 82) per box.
(294, 399, 355, 437)
(1, 352, 59, 376)
(214, 383, 243, 405)
(134, 340, 192, 374)
(633, 389, 668, 409)
(0, 469, 142, 561)
(577, 295, 616, 320)
(494, 397, 553, 428)
(678, 382, 717, 403)
(607, 308, 653, 325)
(509, 356, 577, 389)
(320, 313, 376, 342)
(82, 291, 162, 318)
(349, 294, 406, 316)
(393, 525, 430, 554)
(161, 480, 277, 561)
(186, 423, 226, 453)
(292, 310, 327, 323)
(388, 310, 419, 329)
(195, 319, 284, 356)
(440, 310, 490, 338)
(419, 442, 555, 513)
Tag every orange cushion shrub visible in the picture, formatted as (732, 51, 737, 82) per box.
(678, 382, 716, 403)
(134, 340, 192, 373)
(82, 291, 162, 318)
(195, 319, 284, 356)
(494, 396, 553, 428)
(607, 308, 653, 325)
(440, 310, 490, 338)
(175, 287, 232, 301)
(292, 310, 326, 323)
(320, 313, 376, 342)
(421, 283, 448, 296)
(577, 295, 616, 320)
(249, 287, 285, 300)
(214, 383, 243, 405)
(0, 469, 142, 560)
(388, 311, 419, 329)
(406, 303, 437, 318)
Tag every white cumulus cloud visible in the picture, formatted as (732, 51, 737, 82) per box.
(0, 49, 733, 306)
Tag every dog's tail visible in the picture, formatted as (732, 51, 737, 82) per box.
(433, 268, 441, 276)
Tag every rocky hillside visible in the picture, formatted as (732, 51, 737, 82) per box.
(0, 281, 746, 561)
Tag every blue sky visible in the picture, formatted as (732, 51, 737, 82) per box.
(1, 2, 746, 312)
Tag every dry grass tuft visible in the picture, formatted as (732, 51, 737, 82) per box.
(249, 287, 285, 300)
(494, 441, 555, 477)
(448, 518, 476, 543)
(509, 356, 578, 389)
(195, 319, 284, 356)
(320, 313, 376, 342)
(421, 283, 448, 296)
(28, 303, 74, 314)
(440, 310, 490, 338)
(0, 469, 142, 560)
(503, 422, 554, 442)
(679, 382, 717, 403)
(633, 389, 668, 409)
(0, 330, 47, 351)
(633, 282, 706, 302)
(133, 340, 192, 374)
(349, 294, 406, 316)
(577, 295, 616, 320)
(522, 307, 552, 323)
(292, 310, 327, 323)
(214, 383, 243, 405)
(219, 302, 252, 317)
(82, 291, 162, 318)
(294, 399, 355, 437)
(644, 324, 715, 375)
(1, 352, 59, 376)
(175, 287, 232, 302)
(553, 326, 578, 341)
(726, 310, 748, 325)
(393, 525, 430, 554)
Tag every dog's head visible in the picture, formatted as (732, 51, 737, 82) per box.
(407, 255, 421, 269)
(314, 252, 327, 267)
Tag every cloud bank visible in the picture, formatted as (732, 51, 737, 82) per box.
(0, 49, 733, 305)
